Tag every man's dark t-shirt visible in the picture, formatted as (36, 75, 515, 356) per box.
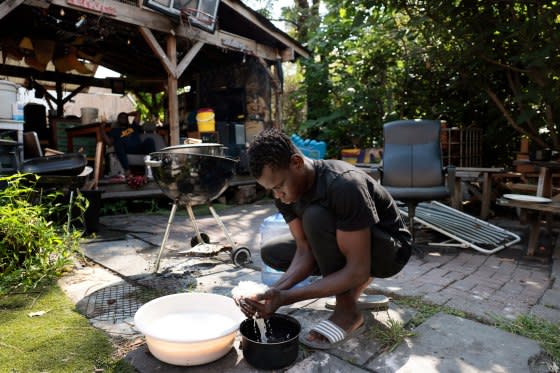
(108, 123, 142, 149)
(276, 159, 407, 242)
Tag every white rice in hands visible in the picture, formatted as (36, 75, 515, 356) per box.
(232, 281, 269, 327)
(231, 280, 269, 301)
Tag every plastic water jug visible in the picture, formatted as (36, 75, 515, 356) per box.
(260, 212, 290, 246)
(259, 213, 318, 288)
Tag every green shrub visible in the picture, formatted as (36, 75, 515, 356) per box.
(0, 173, 85, 295)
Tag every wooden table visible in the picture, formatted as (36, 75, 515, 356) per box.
(496, 197, 560, 255)
(452, 167, 505, 220)
(513, 160, 560, 198)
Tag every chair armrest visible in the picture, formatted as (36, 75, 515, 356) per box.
(445, 165, 457, 195)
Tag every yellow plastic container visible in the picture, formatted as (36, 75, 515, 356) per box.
(196, 111, 215, 122)
(196, 108, 216, 132)
(197, 119, 216, 132)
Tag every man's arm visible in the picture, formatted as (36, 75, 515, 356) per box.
(249, 227, 372, 317)
(283, 227, 371, 303)
(129, 111, 140, 125)
(272, 218, 316, 290)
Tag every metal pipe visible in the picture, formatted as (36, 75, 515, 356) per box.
(186, 203, 204, 245)
(154, 201, 178, 273)
(208, 204, 237, 250)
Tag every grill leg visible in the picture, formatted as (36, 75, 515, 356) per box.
(208, 204, 236, 250)
(186, 204, 205, 245)
(154, 201, 178, 273)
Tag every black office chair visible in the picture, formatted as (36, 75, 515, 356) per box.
(379, 119, 456, 242)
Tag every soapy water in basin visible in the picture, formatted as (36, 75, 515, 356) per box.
(150, 312, 236, 340)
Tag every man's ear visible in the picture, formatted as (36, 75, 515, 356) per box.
(290, 153, 304, 169)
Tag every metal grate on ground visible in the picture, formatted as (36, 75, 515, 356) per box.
(400, 201, 521, 255)
(83, 276, 188, 322)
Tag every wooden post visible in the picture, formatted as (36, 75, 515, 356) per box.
(167, 34, 179, 146)
(480, 171, 491, 220)
(56, 80, 64, 117)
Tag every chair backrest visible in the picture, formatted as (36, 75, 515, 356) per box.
(382, 119, 443, 188)
(23, 131, 43, 159)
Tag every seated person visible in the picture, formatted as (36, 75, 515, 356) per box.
(100, 111, 156, 179)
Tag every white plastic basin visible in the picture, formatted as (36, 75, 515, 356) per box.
(134, 292, 245, 366)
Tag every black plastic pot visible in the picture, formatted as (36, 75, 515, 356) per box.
(239, 314, 301, 370)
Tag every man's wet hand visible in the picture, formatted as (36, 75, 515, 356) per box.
(245, 288, 284, 319)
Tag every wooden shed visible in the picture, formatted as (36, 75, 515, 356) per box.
(0, 0, 309, 148)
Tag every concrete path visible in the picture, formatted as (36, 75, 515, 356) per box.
(58, 200, 560, 372)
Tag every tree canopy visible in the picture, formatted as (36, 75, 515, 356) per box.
(274, 0, 560, 165)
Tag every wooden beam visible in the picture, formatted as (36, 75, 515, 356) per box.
(221, 0, 309, 60)
(22, 0, 49, 8)
(167, 34, 179, 146)
(61, 84, 88, 105)
(176, 41, 204, 79)
(55, 80, 63, 117)
(139, 26, 176, 78)
(0, 62, 163, 92)
(257, 57, 281, 91)
(0, 0, 25, 21)
(44, 95, 54, 112)
(0, 63, 109, 88)
(39, 0, 281, 61)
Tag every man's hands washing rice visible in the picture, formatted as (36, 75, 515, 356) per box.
(232, 281, 283, 319)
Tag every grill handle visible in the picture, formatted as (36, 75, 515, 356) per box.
(144, 159, 162, 168)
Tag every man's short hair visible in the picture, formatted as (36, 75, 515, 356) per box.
(247, 128, 299, 178)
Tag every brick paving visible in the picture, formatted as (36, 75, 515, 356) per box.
(95, 200, 558, 323)
(64, 200, 560, 372)
(371, 250, 551, 321)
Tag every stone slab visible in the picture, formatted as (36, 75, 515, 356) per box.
(368, 312, 543, 373)
(57, 265, 123, 304)
(195, 267, 261, 296)
(530, 304, 560, 323)
(551, 260, 560, 286)
(83, 239, 153, 276)
(540, 288, 560, 310)
(288, 304, 414, 367)
(286, 351, 370, 373)
(125, 340, 261, 373)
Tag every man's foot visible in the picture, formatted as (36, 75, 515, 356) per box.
(304, 310, 363, 344)
(299, 311, 367, 349)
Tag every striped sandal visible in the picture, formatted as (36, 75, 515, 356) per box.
(325, 294, 391, 311)
(299, 319, 366, 350)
